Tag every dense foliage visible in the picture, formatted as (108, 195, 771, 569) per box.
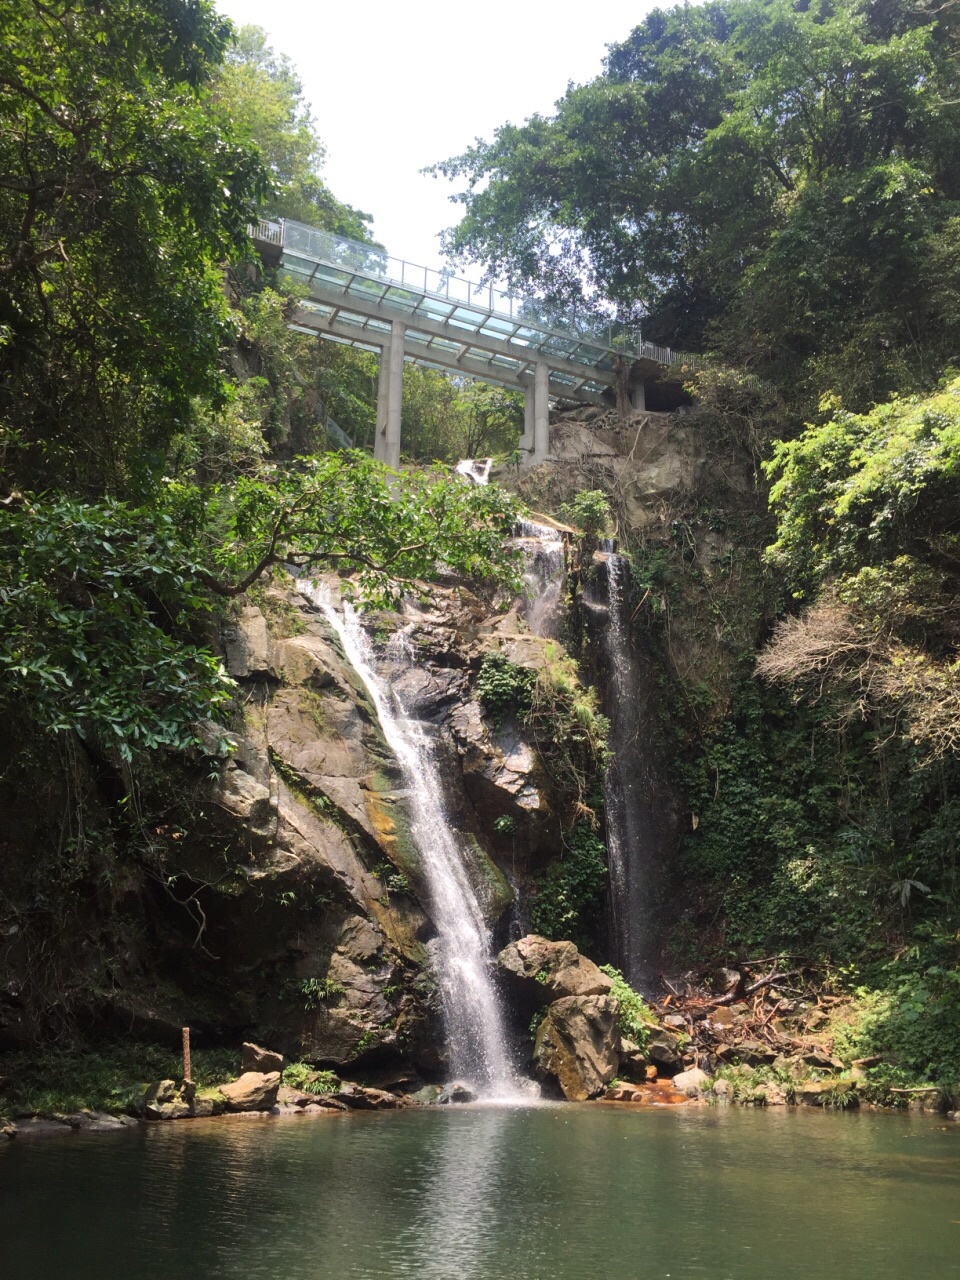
(433, 0, 960, 1083)
(529, 824, 609, 952)
(0, 4, 521, 768)
(433, 0, 960, 413)
(0, 0, 266, 496)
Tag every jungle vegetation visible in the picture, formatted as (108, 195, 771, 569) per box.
(2, 0, 959, 1084)
(434, 0, 960, 1080)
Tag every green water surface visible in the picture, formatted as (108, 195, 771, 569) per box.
(2, 1104, 958, 1279)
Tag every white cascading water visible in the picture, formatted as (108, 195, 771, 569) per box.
(455, 457, 492, 486)
(308, 584, 524, 1099)
(514, 519, 565, 638)
(600, 551, 632, 970)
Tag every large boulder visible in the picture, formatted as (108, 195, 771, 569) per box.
(498, 936, 613, 1016)
(534, 995, 620, 1101)
(646, 1030, 683, 1075)
(242, 1042, 285, 1074)
(671, 1067, 712, 1097)
(218, 1071, 281, 1112)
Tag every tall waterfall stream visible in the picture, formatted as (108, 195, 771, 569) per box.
(309, 585, 525, 1100)
(595, 548, 657, 987)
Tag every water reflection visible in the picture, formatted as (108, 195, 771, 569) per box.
(403, 1108, 509, 1280)
(2, 1107, 959, 1280)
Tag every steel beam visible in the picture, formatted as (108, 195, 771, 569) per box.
(291, 276, 618, 390)
(291, 308, 611, 407)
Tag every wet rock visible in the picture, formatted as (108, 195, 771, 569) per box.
(712, 1078, 733, 1102)
(708, 1007, 736, 1028)
(62, 1110, 135, 1133)
(534, 994, 620, 1101)
(752, 1083, 787, 1106)
(449, 702, 553, 831)
(142, 1079, 187, 1120)
(795, 1079, 858, 1107)
(10, 1116, 74, 1138)
(193, 1094, 226, 1118)
(733, 1040, 779, 1067)
(497, 935, 613, 1012)
(646, 1031, 683, 1075)
(242, 1042, 285, 1074)
(802, 1049, 845, 1071)
(312, 1093, 349, 1111)
(618, 1037, 649, 1083)
(772, 1054, 807, 1078)
(219, 1071, 281, 1112)
(438, 1081, 477, 1104)
(411, 1084, 443, 1105)
(337, 1083, 400, 1110)
(672, 1067, 712, 1096)
(605, 1084, 644, 1102)
(224, 605, 277, 679)
(277, 1085, 317, 1108)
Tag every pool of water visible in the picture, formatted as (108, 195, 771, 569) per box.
(3, 1104, 958, 1279)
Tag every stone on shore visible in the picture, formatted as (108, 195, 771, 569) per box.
(241, 1042, 285, 1074)
(218, 1071, 281, 1112)
(438, 1082, 477, 1104)
(671, 1067, 712, 1096)
(534, 994, 620, 1101)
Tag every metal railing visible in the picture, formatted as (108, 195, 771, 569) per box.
(250, 217, 713, 373)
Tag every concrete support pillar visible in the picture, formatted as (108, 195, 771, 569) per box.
(384, 320, 405, 470)
(629, 378, 646, 412)
(533, 361, 550, 465)
(374, 342, 390, 462)
(520, 382, 535, 452)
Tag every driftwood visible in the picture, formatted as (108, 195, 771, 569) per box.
(704, 970, 802, 1008)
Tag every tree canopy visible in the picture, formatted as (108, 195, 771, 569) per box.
(0, 0, 267, 496)
(0, 3, 521, 764)
(432, 0, 960, 412)
(211, 25, 373, 239)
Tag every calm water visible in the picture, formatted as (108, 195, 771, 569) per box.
(2, 1105, 958, 1279)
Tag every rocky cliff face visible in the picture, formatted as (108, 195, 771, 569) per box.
(0, 574, 569, 1075)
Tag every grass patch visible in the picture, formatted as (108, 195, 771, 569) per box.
(0, 1043, 238, 1117)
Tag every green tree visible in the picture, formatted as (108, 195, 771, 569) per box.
(432, 0, 960, 413)
(212, 25, 373, 238)
(0, 458, 521, 758)
(759, 377, 960, 757)
(0, 0, 267, 496)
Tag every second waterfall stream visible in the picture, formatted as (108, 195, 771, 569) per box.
(308, 583, 527, 1101)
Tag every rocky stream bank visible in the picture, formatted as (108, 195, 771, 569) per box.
(4, 936, 957, 1141)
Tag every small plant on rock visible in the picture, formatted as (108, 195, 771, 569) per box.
(600, 965, 657, 1049)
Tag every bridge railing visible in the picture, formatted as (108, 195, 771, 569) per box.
(251, 217, 708, 370)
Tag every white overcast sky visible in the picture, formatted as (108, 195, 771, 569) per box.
(216, 0, 658, 271)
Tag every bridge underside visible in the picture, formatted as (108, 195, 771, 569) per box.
(254, 219, 692, 468)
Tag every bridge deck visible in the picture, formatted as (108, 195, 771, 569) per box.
(253, 219, 698, 406)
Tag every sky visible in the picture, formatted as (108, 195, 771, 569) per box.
(216, 0, 658, 271)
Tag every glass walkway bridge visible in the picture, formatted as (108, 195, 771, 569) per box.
(252, 218, 699, 468)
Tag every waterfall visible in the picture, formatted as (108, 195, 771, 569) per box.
(455, 457, 492, 486)
(309, 585, 524, 1099)
(513, 519, 565, 638)
(596, 551, 657, 988)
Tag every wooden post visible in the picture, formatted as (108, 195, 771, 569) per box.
(182, 1026, 192, 1083)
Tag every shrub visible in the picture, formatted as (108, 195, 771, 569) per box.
(600, 965, 657, 1048)
(475, 651, 534, 723)
(560, 490, 612, 538)
(529, 824, 608, 951)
